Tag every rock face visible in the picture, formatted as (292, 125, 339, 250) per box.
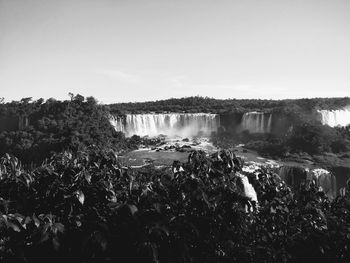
(279, 166, 308, 190)
(279, 166, 337, 199)
(220, 111, 295, 135)
(307, 169, 337, 199)
(241, 112, 272, 133)
(110, 113, 220, 138)
(219, 112, 243, 133)
(330, 166, 350, 192)
(269, 113, 294, 136)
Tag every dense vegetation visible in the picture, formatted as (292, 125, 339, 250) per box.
(109, 96, 350, 114)
(0, 148, 349, 263)
(1, 95, 350, 262)
(2, 95, 349, 163)
(0, 95, 134, 164)
(213, 121, 350, 158)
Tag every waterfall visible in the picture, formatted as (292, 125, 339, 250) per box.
(318, 106, 350, 127)
(110, 113, 220, 137)
(241, 112, 272, 133)
(237, 173, 258, 202)
(236, 172, 258, 212)
(109, 115, 126, 134)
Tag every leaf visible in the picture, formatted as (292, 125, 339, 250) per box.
(7, 221, 21, 232)
(127, 204, 138, 216)
(52, 237, 60, 251)
(54, 223, 65, 234)
(94, 231, 108, 251)
(85, 173, 91, 183)
(76, 190, 85, 205)
(24, 216, 32, 226)
(33, 214, 40, 228)
(320, 246, 324, 254)
(39, 232, 50, 243)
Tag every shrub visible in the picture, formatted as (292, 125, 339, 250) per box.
(0, 149, 349, 262)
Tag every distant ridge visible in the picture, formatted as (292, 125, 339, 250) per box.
(108, 96, 350, 114)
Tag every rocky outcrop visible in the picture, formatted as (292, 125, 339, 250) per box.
(241, 112, 272, 133)
(307, 168, 337, 199)
(279, 166, 338, 199)
(330, 166, 350, 192)
(218, 111, 294, 136)
(278, 166, 308, 190)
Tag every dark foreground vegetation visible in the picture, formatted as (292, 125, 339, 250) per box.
(0, 95, 144, 165)
(1, 95, 350, 262)
(0, 148, 350, 263)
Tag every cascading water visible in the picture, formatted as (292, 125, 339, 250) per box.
(110, 113, 220, 138)
(236, 172, 258, 202)
(241, 112, 272, 133)
(109, 115, 126, 134)
(318, 106, 350, 127)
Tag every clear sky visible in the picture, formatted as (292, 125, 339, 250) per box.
(1, 0, 349, 103)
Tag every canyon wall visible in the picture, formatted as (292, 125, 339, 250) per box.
(241, 112, 272, 133)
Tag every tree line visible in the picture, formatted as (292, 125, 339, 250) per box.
(0, 95, 132, 164)
(108, 96, 350, 114)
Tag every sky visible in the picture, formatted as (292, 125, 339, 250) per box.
(0, 0, 349, 103)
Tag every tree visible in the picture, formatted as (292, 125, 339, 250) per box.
(20, 97, 32, 104)
(68, 92, 74, 101)
(74, 94, 85, 103)
(86, 96, 97, 105)
(35, 98, 44, 105)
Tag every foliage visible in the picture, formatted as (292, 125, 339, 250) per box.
(214, 122, 349, 158)
(1, 95, 349, 163)
(108, 96, 350, 114)
(286, 123, 348, 155)
(1, 94, 350, 262)
(0, 95, 134, 164)
(0, 149, 349, 262)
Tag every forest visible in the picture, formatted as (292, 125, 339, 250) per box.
(0, 95, 349, 262)
(0, 95, 135, 165)
(108, 96, 350, 114)
(213, 122, 350, 158)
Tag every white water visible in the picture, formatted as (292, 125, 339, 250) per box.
(318, 106, 350, 127)
(241, 112, 272, 133)
(237, 172, 258, 202)
(110, 113, 220, 137)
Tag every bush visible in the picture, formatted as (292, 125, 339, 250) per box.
(0, 149, 349, 262)
(286, 123, 347, 155)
